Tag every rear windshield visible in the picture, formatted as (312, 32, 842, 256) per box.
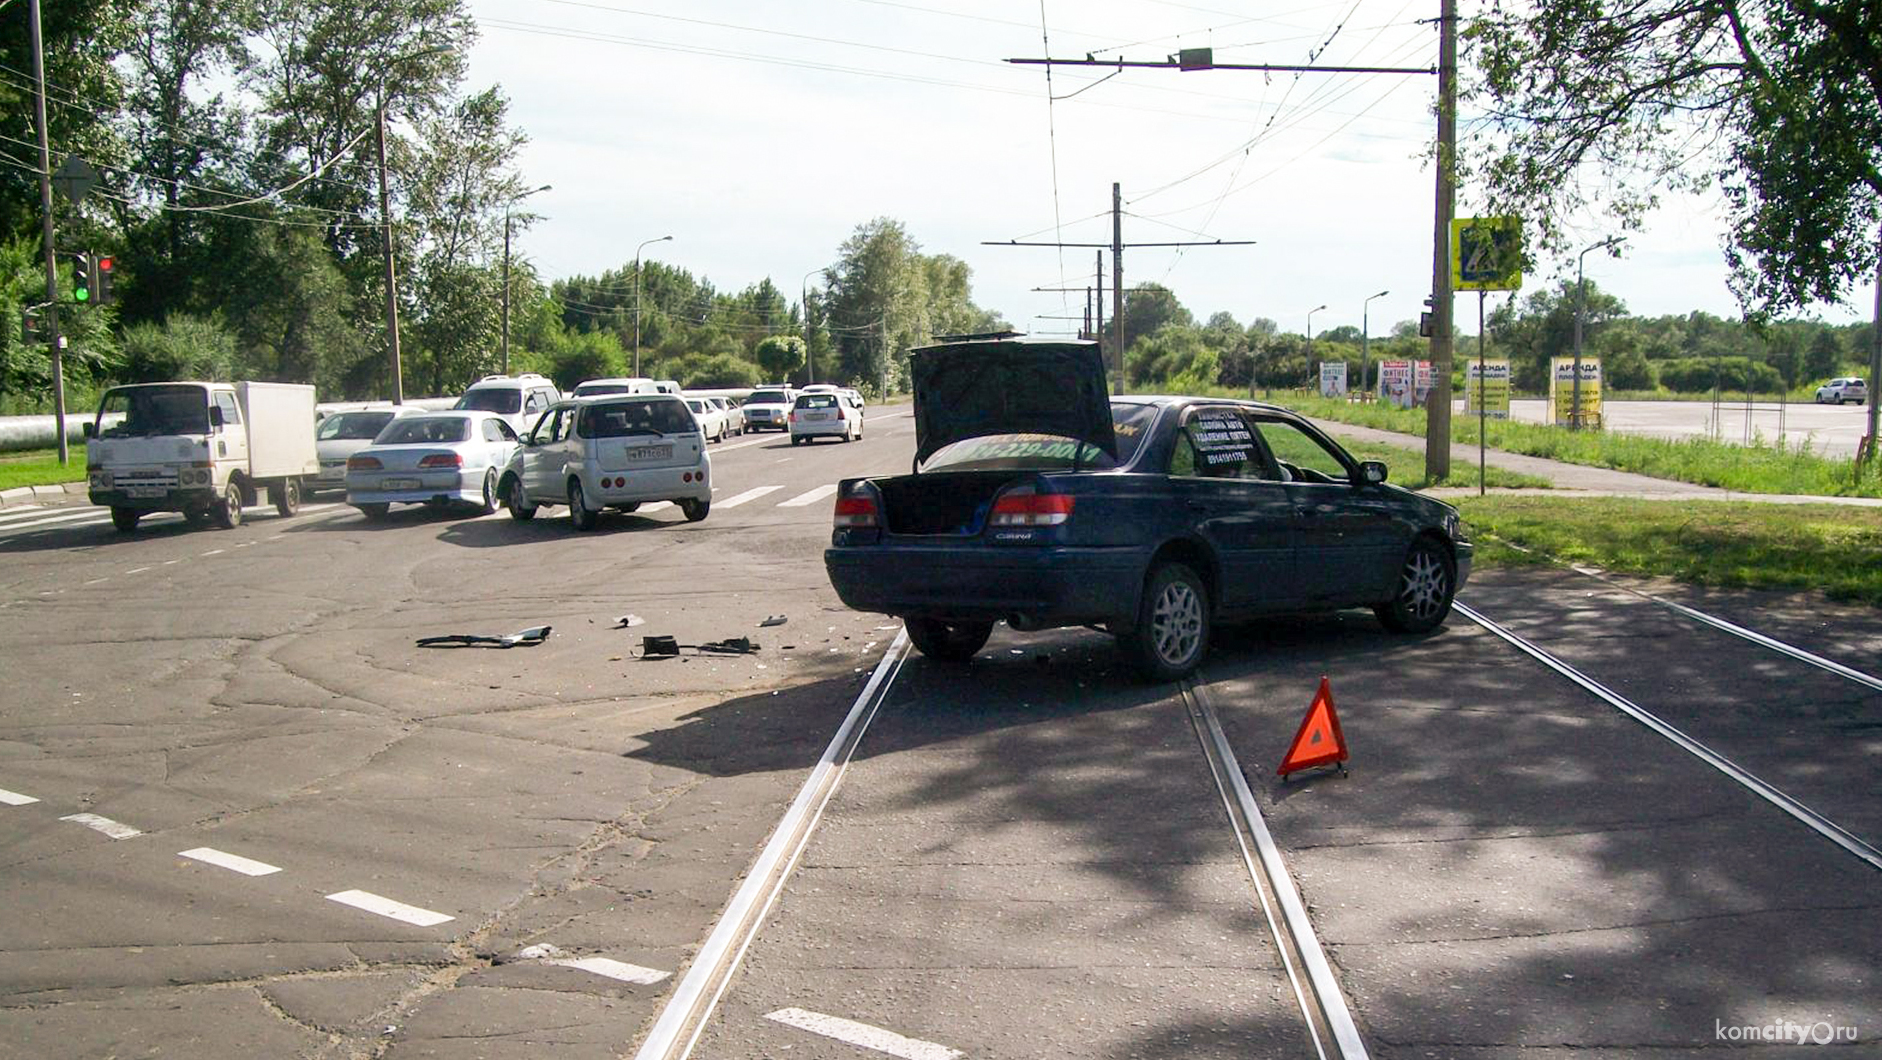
(378, 416, 470, 444)
(795, 394, 839, 409)
(580, 399, 696, 437)
(454, 388, 521, 414)
(919, 402, 1159, 472)
(317, 411, 395, 441)
(574, 383, 631, 396)
(747, 390, 791, 404)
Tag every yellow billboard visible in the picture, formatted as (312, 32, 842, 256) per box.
(1550, 357, 1602, 428)
(1466, 360, 1510, 419)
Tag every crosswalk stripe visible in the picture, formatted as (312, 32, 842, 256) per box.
(716, 485, 783, 509)
(0, 504, 45, 523)
(777, 483, 838, 507)
(0, 508, 107, 533)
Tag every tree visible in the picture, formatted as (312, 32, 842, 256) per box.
(119, 314, 238, 382)
(1466, 0, 1882, 318)
(1805, 329, 1845, 380)
(754, 335, 806, 382)
(825, 217, 1001, 396)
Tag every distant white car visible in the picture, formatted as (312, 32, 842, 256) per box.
(709, 396, 745, 436)
(740, 387, 795, 432)
(572, 377, 658, 398)
(312, 405, 421, 495)
(453, 373, 561, 437)
(789, 391, 860, 444)
(684, 397, 729, 442)
(500, 395, 711, 530)
(345, 411, 521, 519)
(1815, 377, 1867, 405)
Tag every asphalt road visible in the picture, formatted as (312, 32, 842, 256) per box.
(1500, 396, 1874, 458)
(0, 405, 1877, 1059)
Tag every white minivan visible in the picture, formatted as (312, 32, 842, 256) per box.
(499, 395, 711, 530)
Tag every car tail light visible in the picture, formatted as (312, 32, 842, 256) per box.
(833, 493, 878, 528)
(790, 410, 799, 422)
(989, 490, 1075, 527)
(418, 453, 462, 468)
(348, 455, 382, 471)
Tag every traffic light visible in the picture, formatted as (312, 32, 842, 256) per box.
(72, 253, 91, 304)
(19, 305, 41, 344)
(95, 255, 115, 305)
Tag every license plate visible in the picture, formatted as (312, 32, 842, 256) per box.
(382, 477, 420, 490)
(807, 412, 831, 421)
(628, 445, 673, 461)
(125, 486, 166, 498)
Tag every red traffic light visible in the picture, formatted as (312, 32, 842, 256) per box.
(97, 256, 114, 273)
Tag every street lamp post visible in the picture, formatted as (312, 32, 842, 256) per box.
(1306, 304, 1327, 392)
(374, 45, 454, 405)
(633, 235, 673, 378)
(1362, 289, 1389, 401)
(500, 184, 551, 375)
(1572, 236, 1623, 429)
(801, 266, 826, 385)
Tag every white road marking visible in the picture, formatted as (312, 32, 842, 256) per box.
(777, 483, 838, 507)
(545, 956, 670, 985)
(0, 509, 111, 533)
(201, 549, 224, 556)
(712, 435, 776, 454)
(0, 788, 40, 806)
(0, 504, 46, 522)
(124, 566, 151, 575)
(639, 501, 673, 513)
(179, 847, 282, 876)
(325, 889, 453, 927)
(61, 813, 142, 839)
(764, 1008, 963, 1060)
(163, 559, 180, 565)
(716, 485, 783, 509)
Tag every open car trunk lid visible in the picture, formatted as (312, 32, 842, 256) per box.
(910, 339, 1115, 468)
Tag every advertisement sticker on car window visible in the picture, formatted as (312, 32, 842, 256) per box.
(1188, 414, 1256, 466)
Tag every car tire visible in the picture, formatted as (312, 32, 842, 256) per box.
(1374, 536, 1457, 634)
(906, 616, 993, 662)
(680, 497, 710, 522)
(1118, 562, 1209, 681)
(110, 507, 140, 533)
(357, 502, 390, 521)
(269, 478, 302, 518)
(183, 507, 211, 528)
(568, 479, 599, 531)
(476, 470, 499, 515)
(504, 475, 536, 520)
(213, 481, 244, 529)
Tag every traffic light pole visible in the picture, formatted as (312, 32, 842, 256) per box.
(29, 0, 67, 464)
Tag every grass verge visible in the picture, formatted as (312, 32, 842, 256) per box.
(1457, 495, 1882, 606)
(1335, 435, 1552, 490)
(1282, 392, 1882, 499)
(0, 449, 85, 492)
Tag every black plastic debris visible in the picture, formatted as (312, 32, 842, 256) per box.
(416, 625, 552, 649)
(635, 635, 760, 658)
(697, 637, 759, 655)
(640, 635, 680, 657)
(615, 614, 646, 628)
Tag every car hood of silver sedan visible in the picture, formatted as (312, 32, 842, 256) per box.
(909, 339, 1116, 467)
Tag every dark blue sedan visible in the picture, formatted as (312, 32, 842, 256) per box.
(823, 336, 1472, 680)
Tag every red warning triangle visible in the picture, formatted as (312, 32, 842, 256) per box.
(1278, 676, 1348, 777)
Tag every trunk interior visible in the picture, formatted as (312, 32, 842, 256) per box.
(875, 470, 1025, 536)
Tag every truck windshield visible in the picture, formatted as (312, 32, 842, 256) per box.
(98, 385, 211, 437)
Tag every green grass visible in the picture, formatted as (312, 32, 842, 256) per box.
(1280, 392, 1882, 499)
(0, 449, 85, 491)
(1457, 495, 1882, 606)
(1314, 434, 1553, 491)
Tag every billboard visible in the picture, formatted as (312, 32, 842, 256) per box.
(1319, 361, 1347, 399)
(1380, 361, 1434, 409)
(1550, 357, 1602, 427)
(1466, 360, 1511, 419)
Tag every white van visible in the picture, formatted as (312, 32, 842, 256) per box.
(572, 377, 658, 398)
(454, 373, 561, 436)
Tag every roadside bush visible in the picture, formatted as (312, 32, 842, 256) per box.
(118, 313, 237, 383)
(1657, 356, 1781, 394)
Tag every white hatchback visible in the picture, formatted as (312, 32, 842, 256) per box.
(788, 391, 861, 444)
(500, 396, 711, 530)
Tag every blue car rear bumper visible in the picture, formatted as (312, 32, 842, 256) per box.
(824, 543, 1148, 628)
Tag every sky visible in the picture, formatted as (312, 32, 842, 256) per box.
(460, 0, 1878, 339)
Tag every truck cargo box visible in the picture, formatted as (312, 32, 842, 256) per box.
(236, 382, 319, 480)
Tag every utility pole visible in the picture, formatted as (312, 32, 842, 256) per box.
(29, 0, 66, 463)
(986, 185, 1253, 395)
(1095, 250, 1104, 355)
(1868, 221, 1881, 467)
(375, 97, 403, 404)
(1425, 0, 1458, 482)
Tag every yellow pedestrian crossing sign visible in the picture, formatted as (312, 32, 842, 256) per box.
(1452, 216, 1523, 291)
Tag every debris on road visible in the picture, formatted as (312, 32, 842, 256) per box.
(635, 634, 761, 658)
(416, 625, 552, 649)
(759, 614, 787, 627)
(615, 614, 646, 628)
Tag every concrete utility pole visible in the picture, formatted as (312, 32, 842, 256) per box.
(1868, 222, 1881, 465)
(375, 97, 404, 404)
(29, 0, 67, 463)
(1425, 0, 1458, 482)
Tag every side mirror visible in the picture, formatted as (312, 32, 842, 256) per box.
(209, 406, 225, 427)
(82, 422, 96, 439)
(1358, 460, 1388, 485)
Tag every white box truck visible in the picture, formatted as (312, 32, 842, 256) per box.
(83, 381, 319, 532)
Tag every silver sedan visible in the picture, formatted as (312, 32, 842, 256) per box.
(345, 411, 521, 519)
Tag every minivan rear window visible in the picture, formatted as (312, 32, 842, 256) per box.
(580, 399, 696, 437)
(455, 389, 521, 414)
(748, 390, 791, 404)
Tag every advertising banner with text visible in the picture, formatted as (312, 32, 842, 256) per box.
(1549, 357, 1602, 427)
(1466, 360, 1511, 419)
(1319, 361, 1348, 399)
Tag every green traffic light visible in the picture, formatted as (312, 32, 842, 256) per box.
(75, 288, 89, 302)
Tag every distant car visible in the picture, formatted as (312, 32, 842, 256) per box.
(685, 397, 729, 442)
(453, 373, 560, 436)
(312, 406, 421, 495)
(1815, 378, 1867, 405)
(841, 387, 866, 409)
(823, 336, 1472, 680)
(741, 387, 795, 432)
(499, 395, 711, 530)
(789, 391, 861, 444)
(345, 411, 521, 519)
(572, 377, 658, 398)
(710, 396, 745, 436)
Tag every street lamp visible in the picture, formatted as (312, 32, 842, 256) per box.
(1362, 289, 1389, 401)
(1572, 236, 1624, 429)
(375, 45, 454, 405)
(633, 235, 673, 377)
(500, 184, 551, 375)
(1306, 304, 1327, 391)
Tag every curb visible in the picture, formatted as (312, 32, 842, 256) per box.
(0, 482, 86, 510)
